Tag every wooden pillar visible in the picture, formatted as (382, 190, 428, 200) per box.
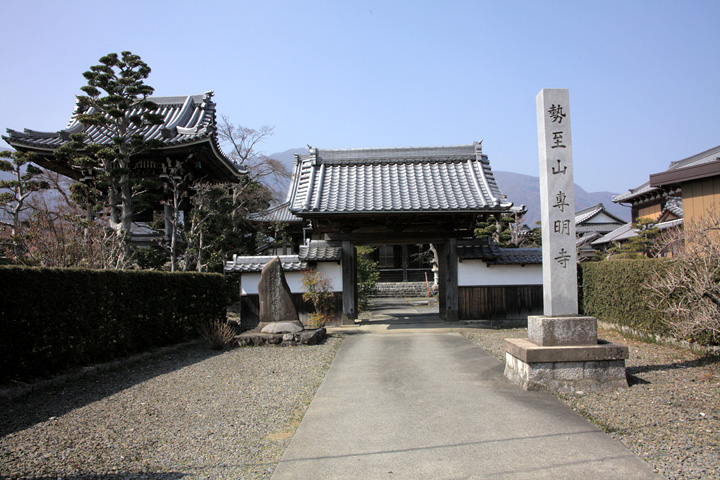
(443, 238, 459, 322)
(437, 242, 447, 318)
(341, 240, 358, 324)
(402, 244, 409, 282)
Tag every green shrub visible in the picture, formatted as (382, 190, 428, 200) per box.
(0, 266, 226, 384)
(580, 259, 669, 335)
(356, 246, 379, 311)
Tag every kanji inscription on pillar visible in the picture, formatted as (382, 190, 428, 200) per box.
(537, 89, 578, 316)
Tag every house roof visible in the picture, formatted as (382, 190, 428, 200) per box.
(225, 242, 343, 273)
(247, 201, 303, 224)
(614, 144, 720, 203)
(575, 203, 625, 225)
(591, 223, 638, 246)
(457, 240, 542, 265)
(650, 157, 720, 188)
(298, 241, 343, 262)
(287, 143, 513, 216)
(224, 255, 308, 273)
(4, 92, 244, 182)
(574, 203, 625, 235)
(660, 197, 683, 220)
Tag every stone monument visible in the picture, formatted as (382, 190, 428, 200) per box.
(504, 89, 628, 392)
(258, 256, 301, 327)
(237, 257, 327, 346)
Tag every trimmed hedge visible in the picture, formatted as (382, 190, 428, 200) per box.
(579, 259, 669, 336)
(0, 267, 226, 384)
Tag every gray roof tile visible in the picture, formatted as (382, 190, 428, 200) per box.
(224, 255, 307, 273)
(298, 241, 343, 261)
(4, 92, 244, 181)
(457, 240, 542, 265)
(288, 143, 513, 215)
(247, 202, 303, 224)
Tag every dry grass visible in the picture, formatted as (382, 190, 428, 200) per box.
(199, 319, 237, 350)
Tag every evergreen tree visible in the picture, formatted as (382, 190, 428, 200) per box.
(57, 51, 164, 240)
(0, 150, 48, 238)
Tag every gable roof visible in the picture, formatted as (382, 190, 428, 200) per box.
(4, 92, 244, 182)
(575, 203, 625, 225)
(575, 203, 626, 235)
(287, 143, 513, 216)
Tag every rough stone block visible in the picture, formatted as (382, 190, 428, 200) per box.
(528, 315, 597, 346)
(527, 363, 554, 383)
(261, 322, 304, 334)
(505, 340, 628, 392)
(299, 328, 327, 345)
(553, 362, 583, 380)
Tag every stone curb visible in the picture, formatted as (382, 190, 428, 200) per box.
(0, 338, 205, 401)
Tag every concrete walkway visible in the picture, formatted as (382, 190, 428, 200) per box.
(272, 299, 661, 479)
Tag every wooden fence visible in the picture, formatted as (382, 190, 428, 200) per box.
(458, 285, 543, 321)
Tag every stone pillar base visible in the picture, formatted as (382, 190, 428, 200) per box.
(504, 338, 629, 393)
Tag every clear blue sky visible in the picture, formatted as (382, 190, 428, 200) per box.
(1, 0, 718, 194)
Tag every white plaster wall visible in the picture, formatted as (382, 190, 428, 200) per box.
(458, 260, 543, 286)
(240, 262, 343, 295)
(315, 262, 343, 292)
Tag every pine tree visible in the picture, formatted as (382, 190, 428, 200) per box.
(59, 51, 164, 239)
(0, 150, 48, 237)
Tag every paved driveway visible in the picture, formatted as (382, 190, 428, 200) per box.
(272, 323, 662, 479)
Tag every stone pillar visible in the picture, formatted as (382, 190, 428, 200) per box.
(504, 89, 628, 393)
(341, 240, 357, 325)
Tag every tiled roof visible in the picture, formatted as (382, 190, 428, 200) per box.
(224, 242, 342, 272)
(457, 240, 542, 265)
(575, 203, 625, 225)
(298, 241, 343, 262)
(656, 218, 683, 230)
(576, 232, 602, 248)
(591, 223, 638, 246)
(614, 145, 720, 203)
(224, 255, 308, 273)
(247, 202, 303, 224)
(287, 143, 513, 215)
(663, 197, 684, 218)
(613, 181, 657, 203)
(4, 92, 244, 181)
(576, 223, 624, 234)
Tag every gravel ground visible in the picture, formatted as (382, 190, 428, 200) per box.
(0, 335, 343, 480)
(2, 327, 718, 480)
(462, 327, 720, 480)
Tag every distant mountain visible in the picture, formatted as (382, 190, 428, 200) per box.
(268, 148, 306, 200)
(494, 171, 631, 225)
(267, 148, 632, 225)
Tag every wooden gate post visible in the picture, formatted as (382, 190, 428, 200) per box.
(438, 242, 447, 318)
(443, 238, 459, 322)
(342, 240, 358, 324)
